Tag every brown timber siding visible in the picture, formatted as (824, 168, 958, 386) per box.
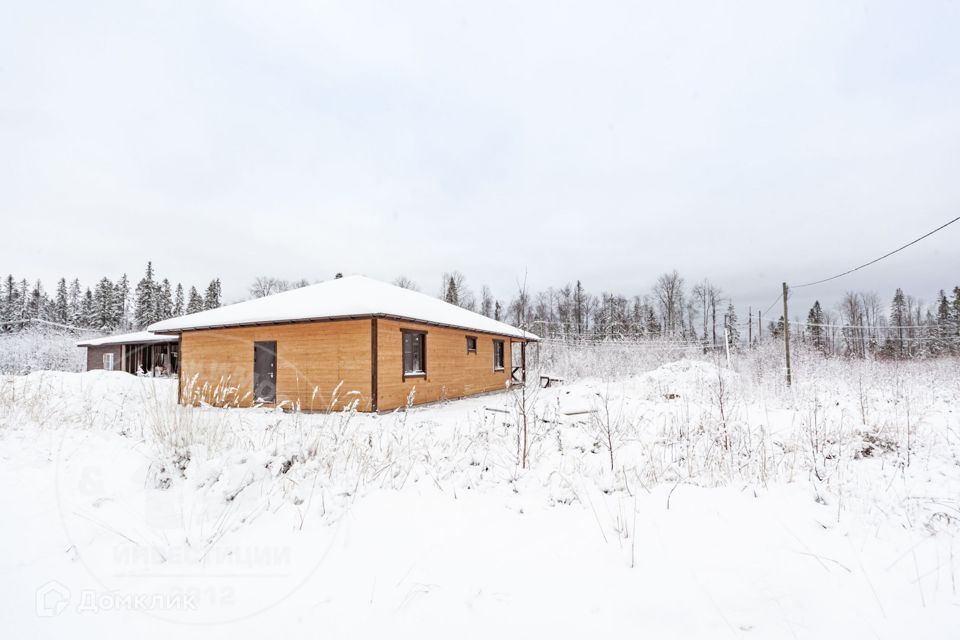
(376, 318, 514, 410)
(86, 345, 122, 372)
(179, 320, 372, 411)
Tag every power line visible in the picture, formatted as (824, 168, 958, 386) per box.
(792, 214, 960, 289)
(761, 293, 783, 318)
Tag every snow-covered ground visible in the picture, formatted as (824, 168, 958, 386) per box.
(2, 354, 959, 638)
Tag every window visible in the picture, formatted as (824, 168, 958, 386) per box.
(466, 336, 478, 353)
(493, 340, 505, 371)
(402, 330, 426, 378)
(102, 352, 115, 371)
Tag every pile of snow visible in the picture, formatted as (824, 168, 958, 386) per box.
(634, 358, 737, 401)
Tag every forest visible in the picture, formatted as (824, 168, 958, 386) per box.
(2, 265, 959, 360)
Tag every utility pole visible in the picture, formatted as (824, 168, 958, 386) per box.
(782, 282, 792, 386)
(758, 310, 762, 341)
(748, 306, 752, 347)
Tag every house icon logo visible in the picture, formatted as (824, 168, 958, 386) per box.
(35, 581, 70, 617)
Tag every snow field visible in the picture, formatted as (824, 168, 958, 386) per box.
(1, 348, 959, 638)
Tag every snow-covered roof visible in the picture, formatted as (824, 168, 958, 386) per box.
(76, 331, 179, 348)
(148, 275, 539, 340)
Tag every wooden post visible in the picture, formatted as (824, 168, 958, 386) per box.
(521, 341, 527, 383)
(782, 282, 792, 386)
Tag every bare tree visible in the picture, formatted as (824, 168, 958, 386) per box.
(393, 276, 420, 291)
(249, 276, 291, 299)
(653, 270, 686, 336)
(480, 285, 495, 318)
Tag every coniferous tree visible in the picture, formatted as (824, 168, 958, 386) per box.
(134, 262, 158, 328)
(67, 278, 82, 325)
(186, 286, 204, 313)
(28, 280, 44, 319)
(92, 277, 115, 330)
(724, 303, 740, 349)
(18, 279, 28, 322)
(645, 306, 661, 337)
(444, 275, 460, 306)
(934, 290, 952, 354)
(1, 275, 17, 330)
(173, 283, 184, 316)
(157, 278, 173, 319)
(889, 288, 908, 358)
(112, 273, 130, 330)
(807, 301, 826, 352)
(81, 288, 96, 327)
(54, 278, 69, 324)
(203, 278, 221, 310)
(952, 286, 960, 336)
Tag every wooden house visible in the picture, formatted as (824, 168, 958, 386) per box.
(77, 331, 180, 375)
(148, 275, 538, 411)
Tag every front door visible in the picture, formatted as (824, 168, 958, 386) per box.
(253, 341, 277, 403)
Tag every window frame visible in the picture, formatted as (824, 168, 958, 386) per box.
(493, 339, 505, 371)
(466, 335, 478, 354)
(401, 329, 427, 380)
(102, 352, 115, 371)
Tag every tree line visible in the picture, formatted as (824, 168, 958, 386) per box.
(799, 286, 960, 359)
(0, 262, 222, 333)
(8, 263, 960, 360)
(399, 271, 960, 360)
(393, 270, 740, 347)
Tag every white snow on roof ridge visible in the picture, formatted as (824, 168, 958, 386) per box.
(76, 330, 180, 347)
(147, 275, 539, 340)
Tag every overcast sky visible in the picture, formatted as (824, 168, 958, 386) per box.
(3, 1, 959, 316)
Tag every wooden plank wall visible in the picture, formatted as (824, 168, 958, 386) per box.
(85, 345, 122, 371)
(375, 318, 514, 410)
(179, 320, 372, 411)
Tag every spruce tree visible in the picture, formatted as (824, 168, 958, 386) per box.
(935, 290, 951, 354)
(645, 306, 661, 337)
(444, 276, 459, 306)
(134, 262, 157, 328)
(156, 278, 173, 320)
(890, 288, 908, 358)
(173, 283, 184, 316)
(952, 286, 960, 336)
(807, 301, 825, 352)
(81, 288, 96, 327)
(203, 278, 221, 310)
(54, 278, 69, 324)
(28, 280, 44, 319)
(68, 279, 82, 325)
(186, 286, 203, 314)
(112, 273, 130, 330)
(93, 278, 114, 330)
(1, 275, 15, 330)
(724, 303, 740, 349)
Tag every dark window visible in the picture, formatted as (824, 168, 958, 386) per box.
(493, 340, 505, 370)
(466, 336, 478, 353)
(402, 331, 426, 378)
